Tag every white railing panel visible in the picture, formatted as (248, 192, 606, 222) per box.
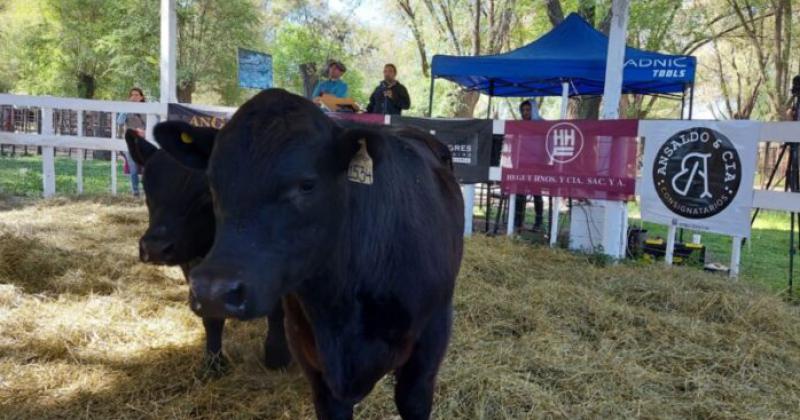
(0, 93, 164, 114)
(0, 132, 128, 151)
(752, 190, 800, 212)
(759, 122, 800, 143)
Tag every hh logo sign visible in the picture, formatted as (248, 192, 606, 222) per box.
(546, 122, 584, 164)
(652, 127, 741, 219)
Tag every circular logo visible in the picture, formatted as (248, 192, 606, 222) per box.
(545, 122, 584, 164)
(652, 127, 741, 219)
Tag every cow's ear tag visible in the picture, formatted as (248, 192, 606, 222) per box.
(180, 132, 193, 144)
(347, 139, 373, 185)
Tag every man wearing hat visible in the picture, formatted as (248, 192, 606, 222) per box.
(312, 60, 349, 103)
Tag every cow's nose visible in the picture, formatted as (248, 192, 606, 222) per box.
(140, 238, 174, 263)
(189, 269, 247, 319)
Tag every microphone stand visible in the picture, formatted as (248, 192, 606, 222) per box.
(382, 81, 389, 115)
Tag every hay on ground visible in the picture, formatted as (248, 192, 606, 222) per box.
(0, 197, 798, 419)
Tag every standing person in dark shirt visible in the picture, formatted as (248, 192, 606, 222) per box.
(366, 64, 411, 115)
(515, 100, 545, 231)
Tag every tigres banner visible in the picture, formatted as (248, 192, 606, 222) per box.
(390, 116, 493, 184)
(639, 120, 759, 238)
(167, 103, 233, 129)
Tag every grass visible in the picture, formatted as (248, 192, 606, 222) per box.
(1, 197, 800, 419)
(627, 204, 797, 294)
(0, 155, 130, 197)
(474, 197, 798, 294)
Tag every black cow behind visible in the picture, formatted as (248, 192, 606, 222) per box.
(123, 130, 291, 374)
(153, 88, 464, 419)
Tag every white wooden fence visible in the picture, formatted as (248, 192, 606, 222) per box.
(0, 94, 236, 197)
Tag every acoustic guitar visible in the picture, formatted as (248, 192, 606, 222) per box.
(317, 94, 360, 113)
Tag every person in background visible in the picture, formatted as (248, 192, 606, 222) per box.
(366, 63, 411, 115)
(116, 87, 146, 197)
(312, 60, 349, 104)
(515, 100, 545, 231)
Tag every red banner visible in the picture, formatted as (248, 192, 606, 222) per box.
(501, 120, 639, 201)
(328, 112, 385, 125)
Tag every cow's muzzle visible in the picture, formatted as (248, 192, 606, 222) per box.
(189, 266, 248, 319)
(139, 238, 175, 264)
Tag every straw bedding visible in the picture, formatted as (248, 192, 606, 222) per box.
(1, 197, 798, 419)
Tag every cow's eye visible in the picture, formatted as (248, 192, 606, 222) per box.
(299, 180, 316, 193)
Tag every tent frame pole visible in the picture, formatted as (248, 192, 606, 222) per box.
(428, 76, 436, 117)
(487, 79, 495, 119)
(680, 87, 686, 120)
(688, 84, 695, 120)
(550, 81, 570, 247)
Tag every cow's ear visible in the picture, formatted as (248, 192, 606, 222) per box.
(124, 129, 157, 166)
(153, 121, 218, 171)
(336, 127, 384, 185)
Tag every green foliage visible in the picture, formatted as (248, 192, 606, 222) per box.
(0, 0, 264, 105)
(176, 0, 265, 105)
(268, 11, 371, 104)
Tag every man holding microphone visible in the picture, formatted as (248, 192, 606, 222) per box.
(366, 64, 411, 115)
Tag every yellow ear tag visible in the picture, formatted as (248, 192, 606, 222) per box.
(347, 139, 373, 185)
(180, 132, 193, 144)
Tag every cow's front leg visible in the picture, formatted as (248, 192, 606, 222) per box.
(198, 317, 229, 377)
(264, 304, 292, 369)
(308, 371, 354, 420)
(394, 308, 452, 420)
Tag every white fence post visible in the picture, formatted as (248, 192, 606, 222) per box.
(463, 184, 475, 237)
(111, 112, 118, 196)
(665, 224, 677, 266)
(76, 110, 84, 194)
(111, 151, 118, 195)
(40, 107, 56, 198)
(550, 197, 561, 246)
(76, 151, 83, 194)
(730, 236, 743, 279)
(506, 194, 517, 236)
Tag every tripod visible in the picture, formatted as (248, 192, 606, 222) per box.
(751, 93, 800, 294)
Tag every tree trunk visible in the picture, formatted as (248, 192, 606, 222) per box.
(77, 73, 95, 99)
(177, 80, 195, 103)
(300, 63, 319, 99)
(569, 96, 602, 120)
(453, 90, 480, 118)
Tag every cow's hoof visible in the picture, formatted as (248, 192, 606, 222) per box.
(196, 352, 230, 379)
(263, 347, 292, 370)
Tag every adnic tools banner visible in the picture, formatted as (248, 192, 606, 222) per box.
(639, 120, 759, 238)
(501, 120, 639, 200)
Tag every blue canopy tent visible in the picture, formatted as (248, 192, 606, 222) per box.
(429, 13, 697, 118)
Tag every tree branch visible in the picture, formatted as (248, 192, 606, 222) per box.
(545, 0, 564, 26)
